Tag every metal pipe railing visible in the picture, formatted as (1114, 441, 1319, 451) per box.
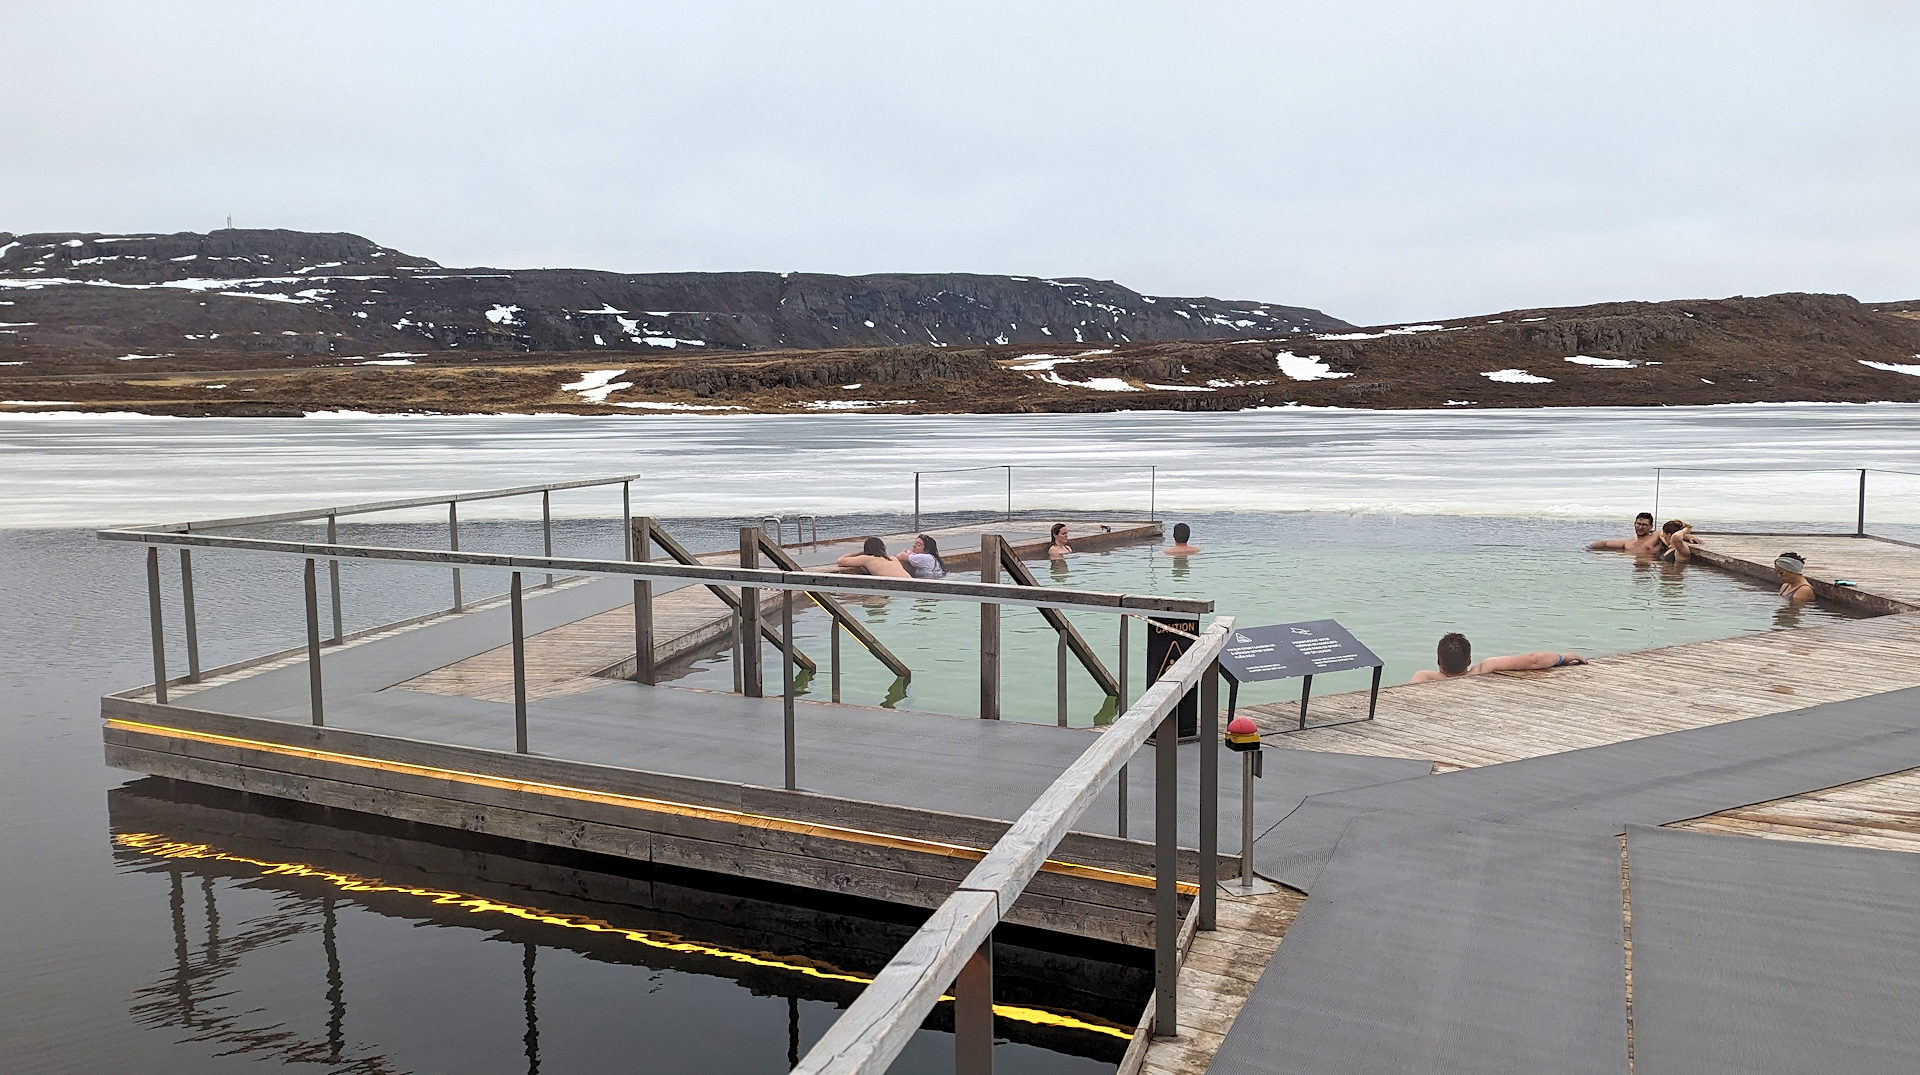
(911, 463, 1159, 531)
(792, 618, 1234, 1075)
(1651, 466, 1917, 538)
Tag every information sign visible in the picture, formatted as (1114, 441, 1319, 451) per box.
(1217, 619, 1384, 732)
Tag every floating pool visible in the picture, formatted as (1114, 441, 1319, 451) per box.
(669, 512, 1863, 726)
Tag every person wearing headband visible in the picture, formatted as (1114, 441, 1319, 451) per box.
(1775, 552, 1815, 604)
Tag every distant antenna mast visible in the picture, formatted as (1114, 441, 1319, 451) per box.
(225, 214, 233, 230)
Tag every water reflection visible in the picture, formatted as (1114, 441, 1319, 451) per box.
(109, 781, 1140, 1073)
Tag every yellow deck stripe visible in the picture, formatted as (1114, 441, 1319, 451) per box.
(107, 718, 1199, 896)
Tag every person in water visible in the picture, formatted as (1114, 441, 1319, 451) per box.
(1411, 632, 1588, 683)
(1658, 520, 1705, 563)
(894, 533, 946, 579)
(835, 536, 909, 577)
(1775, 552, 1815, 604)
(1047, 523, 1072, 560)
(1162, 522, 1200, 555)
(1588, 512, 1664, 556)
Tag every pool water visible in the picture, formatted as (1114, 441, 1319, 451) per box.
(668, 512, 1862, 725)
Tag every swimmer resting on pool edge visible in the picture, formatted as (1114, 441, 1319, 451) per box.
(1411, 632, 1587, 683)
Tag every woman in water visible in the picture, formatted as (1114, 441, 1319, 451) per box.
(895, 533, 947, 579)
(1658, 520, 1704, 563)
(1775, 552, 1815, 604)
(1047, 523, 1072, 560)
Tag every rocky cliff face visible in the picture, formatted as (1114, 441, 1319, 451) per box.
(0, 228, 1350, 357)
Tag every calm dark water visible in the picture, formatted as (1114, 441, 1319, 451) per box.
(0, 526, 1138, 1075)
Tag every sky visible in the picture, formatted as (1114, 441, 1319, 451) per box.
(6, 2, 1918, 325)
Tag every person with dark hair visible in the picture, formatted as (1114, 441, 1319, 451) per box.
(835, 536, 909, 577)
(1411, 632, 1587, 683)
(1589, 512, 1663, 556)
(1658, 519, 1704, 563)
(1775, 552, 1815, 604)
(1047, 523, 1072, 560)
(894, 533, 946, 579)
(1163, 522, 1200, 556)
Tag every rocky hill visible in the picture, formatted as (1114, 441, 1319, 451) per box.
(0, 228, 1348, 357)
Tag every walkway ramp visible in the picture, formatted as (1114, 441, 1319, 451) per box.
(1627, 825, 1920, 1075)
(1212, 817, 1628, 1075)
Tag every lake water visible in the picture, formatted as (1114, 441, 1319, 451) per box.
(5, 404, 1918, 1073)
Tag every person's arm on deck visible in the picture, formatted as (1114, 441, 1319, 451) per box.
(1475, 651, 1587, 673)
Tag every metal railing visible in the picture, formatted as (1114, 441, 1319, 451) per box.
(1652, 466, 1920, 540)
(106, 478, 1236, 1072)
(911, 464, 1158, 531)
(794, 618, 1234, 1074)
(104, 499, 1211, 794)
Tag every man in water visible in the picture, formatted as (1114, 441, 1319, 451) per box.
(1162, 522, 1200, 555)
(834, 536, 909, 577)
(1411, 632, 1587, 683)
(1588, 512, 1663, 556)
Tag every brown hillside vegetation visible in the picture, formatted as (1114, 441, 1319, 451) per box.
(2, 292, 1917, 415)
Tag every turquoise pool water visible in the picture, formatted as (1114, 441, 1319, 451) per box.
(668, 512, 1861, 725)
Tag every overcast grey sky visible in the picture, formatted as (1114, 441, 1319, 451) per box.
(7, 2, 1917, 324)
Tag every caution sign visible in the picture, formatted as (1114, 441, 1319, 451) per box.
(1146, 616, 1201, 739)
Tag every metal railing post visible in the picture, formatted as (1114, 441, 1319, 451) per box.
(448, 501, 462, 611)
(954, 937, 994, 1075)
(980, 535, 1000, 720)
(178, 548, 201, 682)
(783, 588, 797, 790)
(541, 489, 554, 587)
(633, 516, 655, 685)
(326, 514, 343, 642)
(1150, 465, 1157, 521)
(304, 557, 324, 727)
(1199, 660, 1220, 931)
(830, 618, 842, 703)
(1154, 708, 1178, 1038)
(913, 472, 921, 533)
(1240, 750, 1257, 895)
(146, 546, 168, 704)
(1004, 467, 1012, 522)
(739, 528, 763, 698)
(1858, 469, 1868, 537)
(731, 605, 744, 694)
(1652, 468, 1662, 524)
(621, 481, 632, 560)
(511, 571, 528, 753)
(1117, 615, 1130, 838)
(1056, 632, 1068, 727)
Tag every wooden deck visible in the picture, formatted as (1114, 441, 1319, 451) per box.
(397, 518, 1163, 703)
(1125, 888, 1304, 1075)
(1169, 533, 1920, 1074)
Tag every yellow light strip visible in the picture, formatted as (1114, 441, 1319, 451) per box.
(114, 831, 1134, 1040)
(107, 718, 1197, 896)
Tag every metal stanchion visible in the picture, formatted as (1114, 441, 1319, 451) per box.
(1056, 632, 1068, 727)
(1199, 661, 1220, 931)
(146, 547, 168, 705)
(541, 489, 554, 587)
(830, 619, 842, 703)
(178, 548, 201, 682)
(783, 588, 797, 790)
(304, 558, 324, 727)
(1117, 615, 1129, 838)
(633, 516, 655, 685)
(1153, 708, 1178, 1038)
(448, 501, 463, 611)
(326, 514, 343, 642)
(980, 535, 1000, 719)
(511, 572, 528, 753)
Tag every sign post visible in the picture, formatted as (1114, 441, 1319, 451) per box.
(1217, 619, 1384, 732)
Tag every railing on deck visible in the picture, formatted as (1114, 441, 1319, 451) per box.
(1652, 466, 1920, 541)
(796, 618, 1234, 1075)
(105, 478, 1234, 1073)
(912, 464, 1158, 531)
